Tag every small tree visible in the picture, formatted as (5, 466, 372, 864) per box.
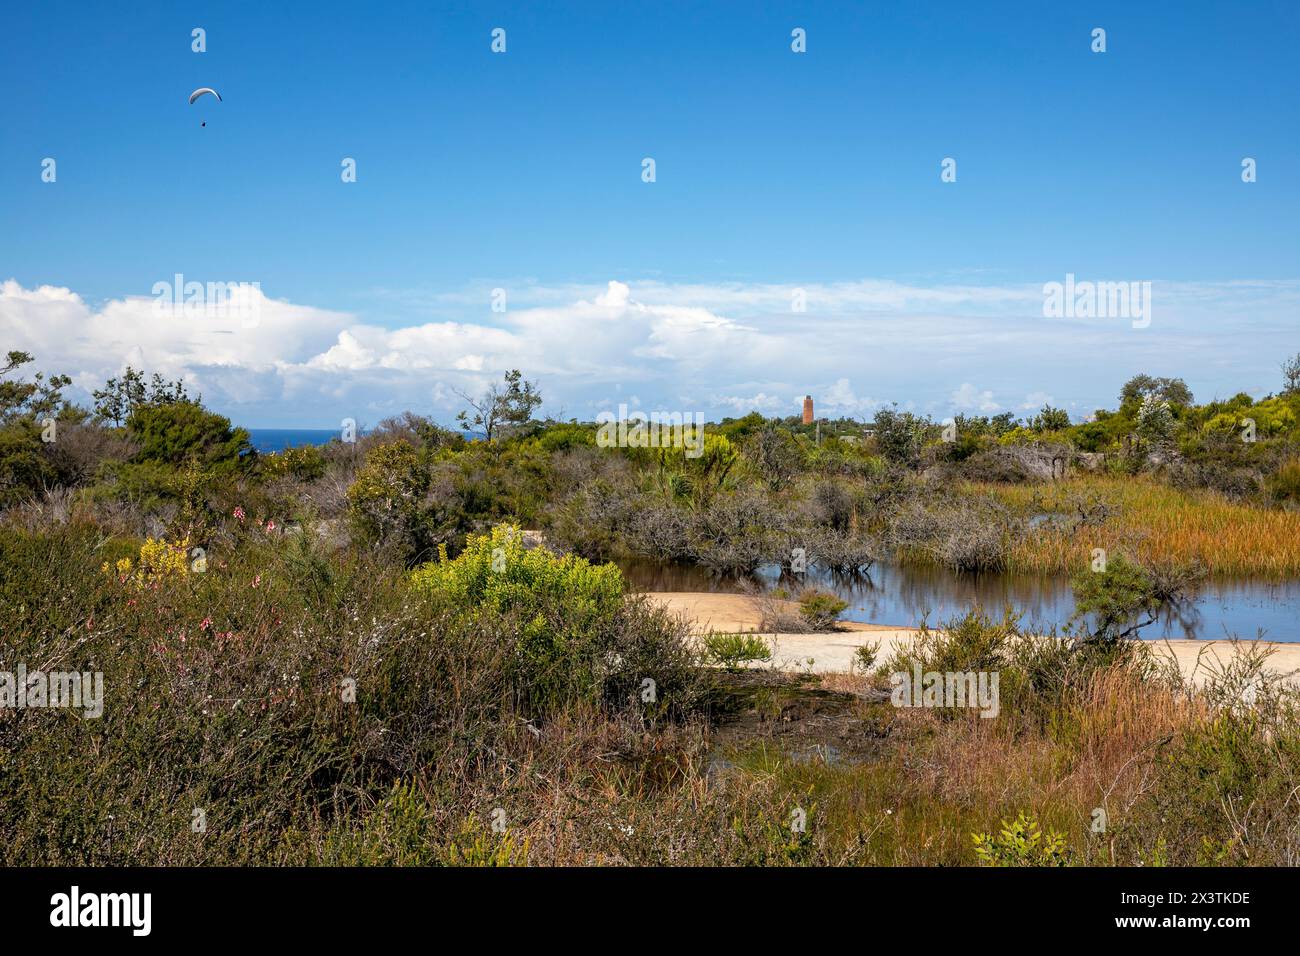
(1030, 404, 1071, 432)
(0, 352, 70, 504)
(1135, 394, 1175, 451)
(127, 400, 249, 471)
(346, 440, 449, 563)
(1119, 374, 1193, 411)
(1070, 554, 1200, 641)
(1282, 353, 1300, 396)
(0, 351, 70, 424)
(93, 366, 188, 426)
(455, 369, 542, 442)
(872, 406, 927, 465)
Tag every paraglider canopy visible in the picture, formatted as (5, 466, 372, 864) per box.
(188, 87, 222, 105)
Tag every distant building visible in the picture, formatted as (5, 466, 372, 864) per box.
(802, 395, 814, 425)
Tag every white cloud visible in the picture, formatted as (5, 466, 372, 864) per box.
(819, 378, 879, 417)
(950, 383, 1001, 413)
(713, 392, 788, 414)
(4, 276, 1299, 427)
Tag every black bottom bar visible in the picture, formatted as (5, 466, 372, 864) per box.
(0, 866, 1273, 941)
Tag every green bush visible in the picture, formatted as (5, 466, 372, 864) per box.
(0, 521, 457, 864)
(703, 633, 772, 671)
(885, 607, 1019, 676)
(0, 422, 54, 506)
(127, 400, 250, 472)
(797, 589, 848, 630)
(881, 607, 1041, 720)
(532, 422, 596, 454)
(449, 439, 553, 528)
(346, 441, 446, 563)
(0, 517, 705, 865)
(410, 524, 629, 712)
(972, 813, 1070, 867)
(261, 444, 326, 482)
(1268, 458, 1300, 504)
(853, 639, 880, 672)
(1120, 711, 1300, 865)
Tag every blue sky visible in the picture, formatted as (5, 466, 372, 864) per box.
(2, 0, 1298, 427)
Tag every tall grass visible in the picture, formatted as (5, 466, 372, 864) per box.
(710, 612, 1300, 866)
(973, 475, 1300, 577)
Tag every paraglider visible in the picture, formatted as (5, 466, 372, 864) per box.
(188, 87, 221, 126)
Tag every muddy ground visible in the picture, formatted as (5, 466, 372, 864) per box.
(703, 669, 895, 768)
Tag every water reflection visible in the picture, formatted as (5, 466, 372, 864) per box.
(618, 559, 1300, 642)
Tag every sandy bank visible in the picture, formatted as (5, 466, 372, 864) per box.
(641, 590, 1300, 684)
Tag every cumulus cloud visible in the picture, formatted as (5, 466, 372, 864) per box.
(3, 276, 1299, 427)
(1020, 391, 1054, 410)
(950, 383, 1001, 413)
(713, 392, 789, 415)
(819, 378, 879, 417)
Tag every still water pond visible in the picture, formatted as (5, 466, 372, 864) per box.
(619, 560, 1300, 642)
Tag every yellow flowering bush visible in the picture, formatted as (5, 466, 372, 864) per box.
(409, 524, 625, 710)
(101, 537, 191, 588)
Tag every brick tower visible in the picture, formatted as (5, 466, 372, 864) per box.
(802, 395, 814, 425)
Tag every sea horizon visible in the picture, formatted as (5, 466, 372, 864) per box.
(244, 427, 342, 454)
(245, 426, 486, 453)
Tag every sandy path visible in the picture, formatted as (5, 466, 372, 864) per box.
(641, 590, 1300, 685)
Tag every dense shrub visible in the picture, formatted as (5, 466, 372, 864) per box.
(1168, 459, 1262, 500)
(686, 490, 781, 573)
(127, 401, 251, 472)
(545, 475, 634, 560)
(956, 447, 1042, 483)
(0, 517, 704, 865)
(346, 441, 463, 564)
(260, 444, 326, 482)
(1120, 712, 1300, 864)
(703, 633, 772, 670)
(532, 422, 597, 454)
(0, 422, 54, 506)
(1268, 458, 1300, 505)
(889, 497, 1019, 572)
(41, 421, 136, 486)
(410, 525, 698, 716)
(797, 588, 848, 630)
(743, 426, 806, 489)
(805, 525, 877, 574)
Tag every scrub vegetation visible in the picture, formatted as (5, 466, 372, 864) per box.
(2, 354, 1299, 865)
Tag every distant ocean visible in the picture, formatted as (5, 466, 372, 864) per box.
(245, 427, 483, 453)
(245, 429, 341, 454)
